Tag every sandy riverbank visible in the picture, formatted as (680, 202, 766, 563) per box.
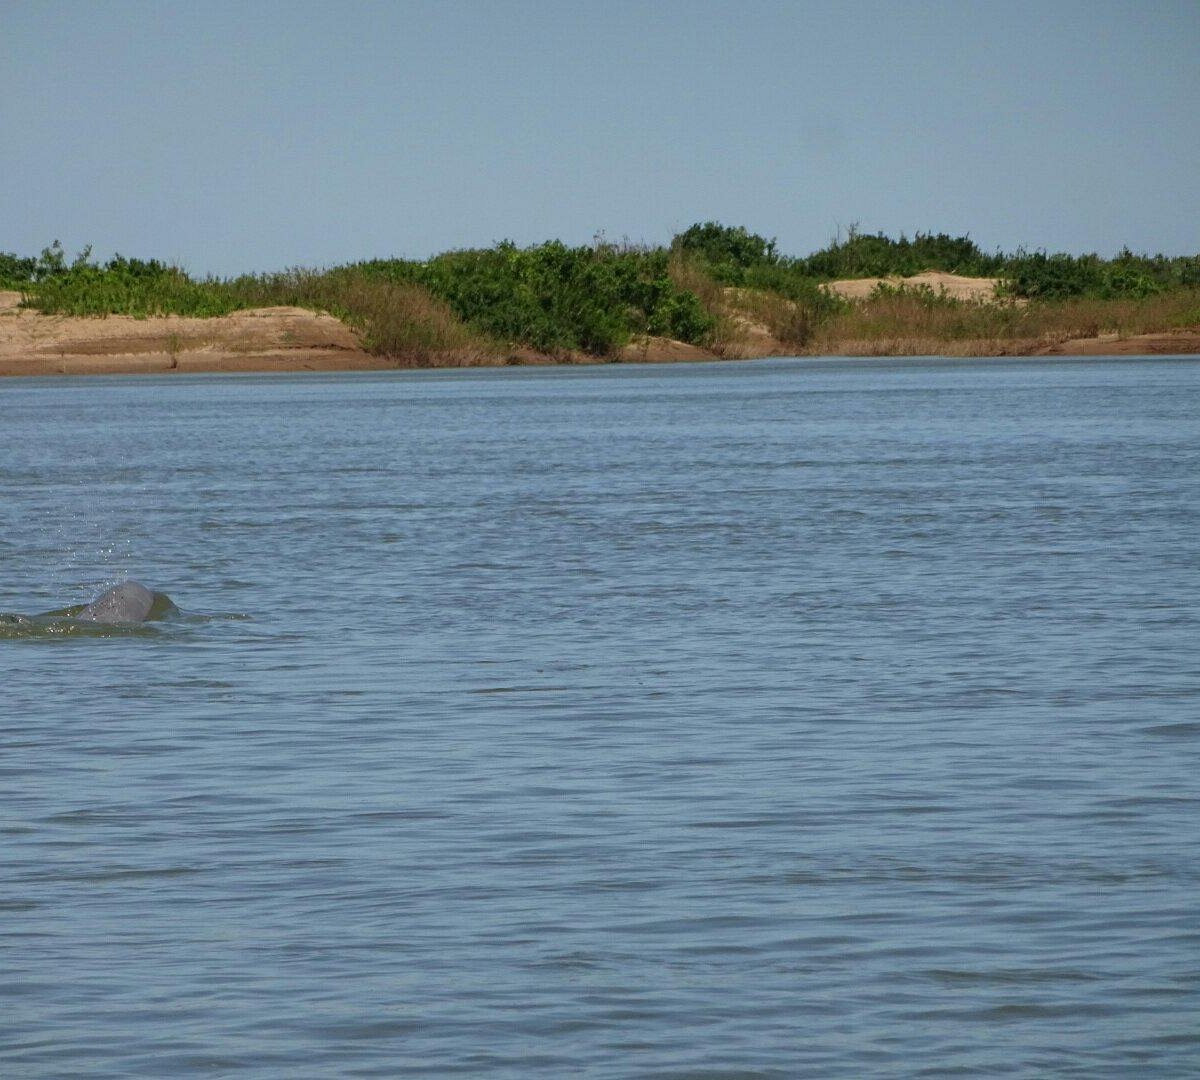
(0, 292, 383, 376)
(0, 290, 729, 375)
(823, 270, 1005, 302)
(2, 288, 1197, 377)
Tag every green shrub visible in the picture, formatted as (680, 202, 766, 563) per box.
(26, 254, 242, 317)
(0, 251, 36, 288)
(0, 241, 97, 290)
(798, 227, 1003, 279)
(999, 250, 1173, 300)
(6, 230, 1196, 361)
(360, 240, 715, 354)
(671, 222, 779, 270)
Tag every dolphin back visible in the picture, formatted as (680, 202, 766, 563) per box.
(77, 581, 158, 623)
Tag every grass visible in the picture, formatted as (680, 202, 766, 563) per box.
(668, 223, 1199, 354)
(224, 268, 497, 365)
(8, 257, 498, 364)
(665, 254, 752, 355)
(30, 262, 242, 317)
(6, 242, 717, 360)
(3, 228, 1197, 364)
(672, 221, 1200, 299)
(806, 285, 1200, 355)
(666, 253, 842, 354)
(358, 240, 716, 355)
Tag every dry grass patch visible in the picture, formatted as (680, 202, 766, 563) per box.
(808, 287, 1200, 355)
(726, 288, 817, 350)
(229, 270, 499, 366)
(666, 255, 749, 355)
(333, 278, 497, 365)
(666, 256, 825, 356)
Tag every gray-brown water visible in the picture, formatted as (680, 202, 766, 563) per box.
(2, 357, 1198, 1077)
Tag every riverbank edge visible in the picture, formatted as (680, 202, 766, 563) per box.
(5, 335, 1200, 378)
(2, 310, 1198, 378)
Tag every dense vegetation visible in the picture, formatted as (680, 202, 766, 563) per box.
(3, 227, 1197, 360)
(670, 222, 1200, 298)
(358, 241, 714, 353)
(1, 240, 715, 357)
(1000, 249, 1200, 300)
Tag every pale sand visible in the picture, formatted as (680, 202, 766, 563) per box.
(825, 270, 1003, 302)
(0, 293, 381, 376)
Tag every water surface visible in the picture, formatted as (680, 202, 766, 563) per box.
(2, 357, 1198, 1077)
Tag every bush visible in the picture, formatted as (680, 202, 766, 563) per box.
(6, 230, 1197, 361)
(0, 251, 36, 288)
(26, 253, 241, 317)
(10, 238, 714, 358)
(798, 227, 1003, 279)
(1000, 250, 1172, 300)
(671, 222, 779, 270)
(360, 240, 715, 354)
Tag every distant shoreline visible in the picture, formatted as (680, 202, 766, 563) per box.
(6, 227, 1198, 375)
(2, 302, 1197, 378)
(3, 338, 1199, 378)
(0, 307, 1195, 379)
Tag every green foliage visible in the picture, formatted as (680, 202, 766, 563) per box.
(671, 222, 779, 271)
(0, 241, 96, 289)
(0, 251, 36, 288)
(998, 248, 1196, 300)
(740, 264, 843, 313)
(5, 228, 1198, 361)
(675, 221, 1200, 304)
(360, 240, 715, 354)
(669, 223, 844, 340)
(797, 226, 1004, 279)
(25, 250, 242, 317)
(867, 281, 962, 305)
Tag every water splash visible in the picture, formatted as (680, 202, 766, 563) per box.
(0, 585, 178, 640)
(0, 613, 166, 640)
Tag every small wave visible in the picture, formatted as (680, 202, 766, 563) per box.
(1141, 722, 1200, 738)
(0, 581, 251, 640)
(172, 611, 253, 624)
(0, 613, 165, 640)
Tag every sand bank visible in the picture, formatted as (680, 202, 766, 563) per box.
(825, 270, 1004, 302)
(0, 292, 386, 376)
(2, 289, 1197, 377)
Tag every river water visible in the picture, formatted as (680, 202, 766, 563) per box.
(2, 357, 1198, 1077)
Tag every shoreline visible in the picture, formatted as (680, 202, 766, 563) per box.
(2, 301, 1198, 378)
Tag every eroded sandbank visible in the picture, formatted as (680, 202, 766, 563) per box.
(2, 288, 1197, 376)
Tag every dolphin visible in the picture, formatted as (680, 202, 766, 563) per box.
(0, 581, 178, 635)
(76, 581, 174, 623)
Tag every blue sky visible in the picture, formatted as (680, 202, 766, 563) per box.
(2, 0, 1197, 275)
